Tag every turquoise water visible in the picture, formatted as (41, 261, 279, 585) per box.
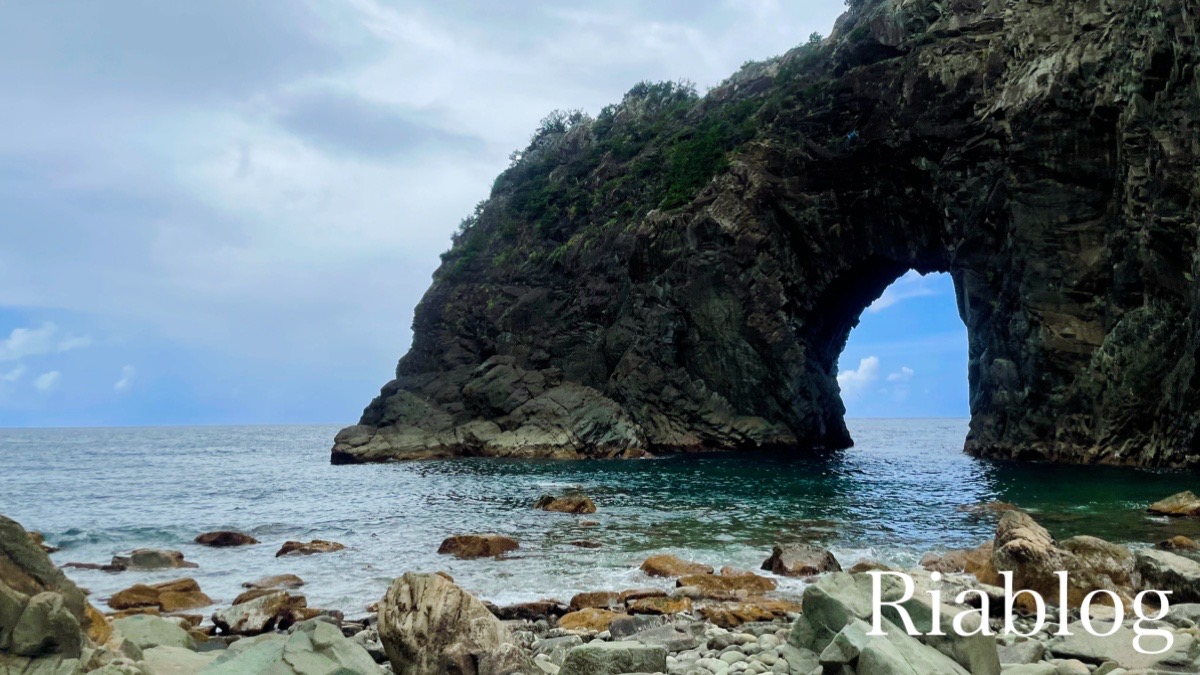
(2, 419, 1199, 616)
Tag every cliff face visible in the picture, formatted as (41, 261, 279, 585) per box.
(334, 0, 1200, 467)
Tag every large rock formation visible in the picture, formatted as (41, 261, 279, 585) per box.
(334, 0, 1200, 467)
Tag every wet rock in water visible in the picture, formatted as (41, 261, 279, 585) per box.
(559, 640, 667, 675)
(639, 554, 713, 578)
(107, 578, 213, 613)
(111, 548, 198, 570)
(677, 572, 776, 600)
(761, 543, 841, 577)
(580, 521, 599, 527)
(490, 599, 569, 621)
(569, 591, 621, 611)
(558, 608, 627, 632)
(275, 539, 346, 557)
(242, 573, 305, 590)
(194, 530, 259, 547)
(202, 618, 379, 674)
(534, 494, 597, 514)
(110, 614, 194, 651)
(1150, 491, 1200, 517)
(568, 540, 601, 549)
(987, 511, 1134, 607)
(1135, 549, 1200, 602)
(437, 533, 519, 559)
(626, 596, 690, 615)
(232, 588, 277, 606)
(378, 571, 531, 675)
(1159, 535, 1200, 551)
(212, 590, 308, 635)
(0, 514, 102, 673)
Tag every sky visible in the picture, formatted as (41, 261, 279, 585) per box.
(0, 0, 966, 427)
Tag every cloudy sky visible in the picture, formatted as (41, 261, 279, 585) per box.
(0, 0, 966, 427)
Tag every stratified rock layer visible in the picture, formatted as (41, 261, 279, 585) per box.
(335, 0, 1200, 467)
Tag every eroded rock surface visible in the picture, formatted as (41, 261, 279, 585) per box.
(333, 0, 1200, 467)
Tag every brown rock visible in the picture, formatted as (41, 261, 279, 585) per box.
(1149, 491, 1200, 517)
(619, 588, 667, 603)
(194, 531, 259, 547)
(85, 603, 112, 645)
(569, 540, 602, 549)
(678, 573, 776, 600)
(921, 542, 993, 575)
(718, 566, 755, 577)
(534, 494, 597, 514)
(569, 591, 621, 611)
(437, 534, 519, 559)
(558, 608, 627, 632)
(275, 539, 345, 557)
(241, 573, 305, 590)
(847, 560, 890, 574)
(639, 554, 713, 578)
(233, 588, 277, 605)
(697, 598, 802, 628)
(761, 543, 841, 577)
(1158, 535, 1200, 551)
(108, 578, 212, 612)
(990, 511, 1134, 609)
(627, 596, 691, 615)
(106, 607, 161, 619)
(377, 572, 531, 675)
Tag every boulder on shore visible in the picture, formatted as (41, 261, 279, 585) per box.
(639, 554, 713, 578)
(437, 534, 519, 559)
(194, 530, 259, 547)
(275, 539, 345, 557)
(0, 514, 97, 672)
(1149, 491, 1200, 517)
(200, 618, 378, 674)
(1135, 549, 1200, 602)
(761, 543, 841, 577)
(211, 590, 309, 635)
(378, 572, 531, 675)
(559, 640, 667, 675)
(677, 572, 776, 600)
(569, 591, 621, 611)
(534, 494, 597, 514)
(559, 608, 628, 632)
(110, 614, 194, 651)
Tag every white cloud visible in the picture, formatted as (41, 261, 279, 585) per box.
(887, 366, 914, 383)
(33, 370, 61, 393)
(0, 322, 91, 362)
(867, 271, 939, 313)
(837, 356, 880, 401)
(1, 366, 24, 382)
(114, 365, 136, 393)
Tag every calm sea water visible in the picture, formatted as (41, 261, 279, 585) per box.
(3, 419, 1199, 616)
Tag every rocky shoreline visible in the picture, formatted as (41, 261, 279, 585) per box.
(9, 493, 1200, 674)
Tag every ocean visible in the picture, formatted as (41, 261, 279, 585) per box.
(3, 419, 1198, 617)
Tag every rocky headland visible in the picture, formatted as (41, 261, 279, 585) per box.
(332, 0, 1200, 467)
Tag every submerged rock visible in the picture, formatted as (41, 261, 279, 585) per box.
(534, 494, 597, 514)
(437, 533, 519, 559)
(377, 572, 531, 675)
(242, 573, 305, 590)
(275, 539, 345, 557)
